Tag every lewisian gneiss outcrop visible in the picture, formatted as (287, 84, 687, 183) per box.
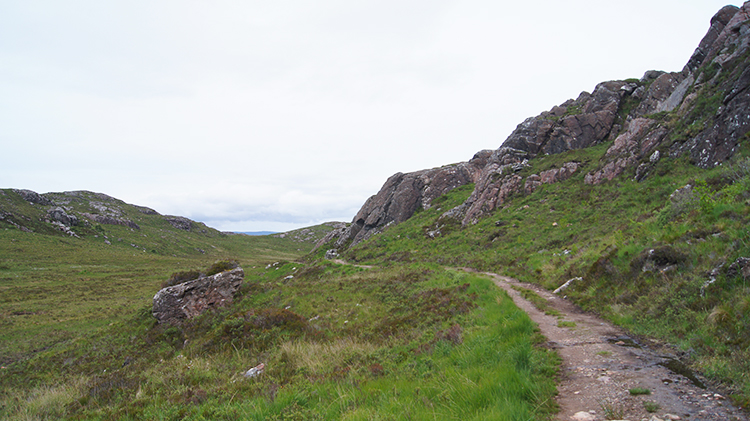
(323, 2, 750, 249)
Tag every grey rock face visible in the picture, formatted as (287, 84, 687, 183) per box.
(634, 72, 686, 116)
(82, 213, 140, 230)
(13, 189, 52, 206)
(671, 2, 750, 168)
(166, 216, 193, 231)
(152, 267, 244, 325)
(47, 207, 78, 226)
(503, 81, 624, 156)
(684, 5, 742, 72)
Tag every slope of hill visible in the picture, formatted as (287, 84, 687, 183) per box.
(310, 1, 750, 411)
(323, 3, 750, 250)
(0, 188, 337, 371)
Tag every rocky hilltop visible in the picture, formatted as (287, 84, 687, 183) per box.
(324, 3, 750, 249)
(1, 189, 206, 236)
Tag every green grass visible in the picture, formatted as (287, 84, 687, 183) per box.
(628, 387, 651, 396)
(644, 400, 660, 413)
(0, 228, 313, 368)
(1, 264, 560, 420)
(0, 187, 561, 420)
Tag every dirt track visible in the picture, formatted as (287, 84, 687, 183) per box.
(483, 272, 748, 421)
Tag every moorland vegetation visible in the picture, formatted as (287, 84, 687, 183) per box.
(3, 3, 750, 419)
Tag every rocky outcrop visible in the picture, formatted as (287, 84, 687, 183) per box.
(584, 118, 668, 184)
(633, 72, 687, 116)
(152, 267, 245, 325)
(324, 3, 750, 250)
(135, 206, 159, 215)
(166, 216, 194, 231)
(331, 159, 486, 247)
(666, 4, 750, 169)
(503, 81, 625, 156)
(684, 6, 740, 72)
(525, 162, 580, 194)
(274, 222, 346, 244)
(452, 161, 580, 226)
(13, 189, 52, 206)
(47, 207, 78, 226)
(82, 213, 140, 230)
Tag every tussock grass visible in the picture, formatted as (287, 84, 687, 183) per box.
(278, 338, 379, 373)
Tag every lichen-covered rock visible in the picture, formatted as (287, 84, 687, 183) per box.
(584, 118, 669, 184)
(152, 267, 244, 325)
(684, 5, 740, 72)
(670, 3, 750, 168)
(460, 161, 579, 224)
(727, 257, 750, 279)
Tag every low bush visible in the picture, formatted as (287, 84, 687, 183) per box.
(205, 259, 239, 276)
(162, 269, 203, 288)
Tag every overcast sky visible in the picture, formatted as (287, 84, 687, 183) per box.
(0, 1, 739, 232)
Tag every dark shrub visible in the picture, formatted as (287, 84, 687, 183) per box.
(161, 269, 202, 288)
(630, 245, 687, 274)
(206, 260, 239, 276)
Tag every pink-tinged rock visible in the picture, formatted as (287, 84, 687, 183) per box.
(152, 267, 244, 325)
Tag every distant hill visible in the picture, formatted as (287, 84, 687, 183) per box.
(0, 188, 341, 255)
(237, 231, 277, 236)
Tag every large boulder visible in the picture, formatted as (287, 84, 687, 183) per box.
(152, 267, 244, 325)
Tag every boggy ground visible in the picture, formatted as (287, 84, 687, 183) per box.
(478, 271, 748, 421)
